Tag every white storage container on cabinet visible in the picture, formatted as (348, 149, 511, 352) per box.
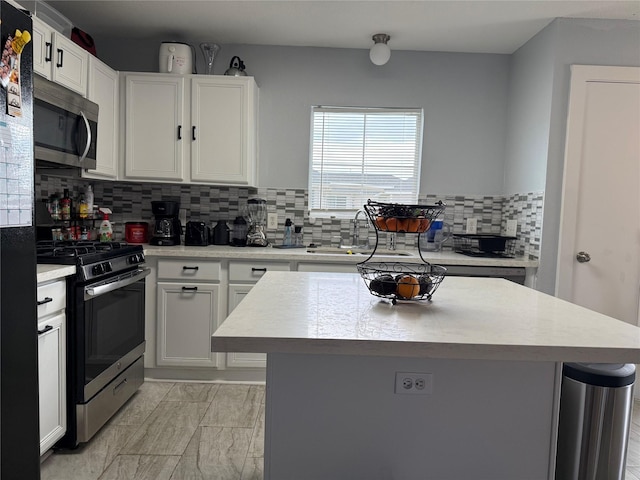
(156, 259, 223, 367)
(36, 280, 66, 455)
(225, 260, 291, 368)
(32, 16, 88, 96)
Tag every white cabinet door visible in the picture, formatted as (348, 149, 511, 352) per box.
(32, 17, 53, 80)
(32, 18, 89, 96)
(157, 282, 219, 367)
(226, 284, 266, 368)
(124, 74, 185, 180)
(38, 312, 66, 455)
(190, 76, 257, 185)
(51, 32, 88, 96)
(84, 56, 119, 179)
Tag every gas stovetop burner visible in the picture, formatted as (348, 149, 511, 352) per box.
(36, 241, 146, 281)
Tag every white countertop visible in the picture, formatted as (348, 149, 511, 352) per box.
(37, 264, 76, 284)
(143, 244, 537, 268)
(212, 271, 640, 363)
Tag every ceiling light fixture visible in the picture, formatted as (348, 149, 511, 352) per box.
(369, 33, 391, 66)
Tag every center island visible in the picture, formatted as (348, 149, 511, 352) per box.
(211, 271, 640, 479)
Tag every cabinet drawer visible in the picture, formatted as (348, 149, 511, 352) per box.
(157, 259, 221, 281)
(37, 281, 66, 318)
(229, 261, 291, 282)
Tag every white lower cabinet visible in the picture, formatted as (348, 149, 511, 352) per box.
(225, 261, 291, 368)
(157, 282, 220, 367)
(37, 277, 67, 456)
(156, 258, 222, 367)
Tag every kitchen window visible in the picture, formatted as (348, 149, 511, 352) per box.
(309, 106, 423, 217)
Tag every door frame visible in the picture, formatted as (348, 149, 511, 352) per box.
(555, 65, 640, 303)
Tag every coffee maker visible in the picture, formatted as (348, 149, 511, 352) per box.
(150, 201, 182, 246)
(245, 197, 268, 247)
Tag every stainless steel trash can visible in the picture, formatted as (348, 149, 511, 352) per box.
(556, 363, 635, 480)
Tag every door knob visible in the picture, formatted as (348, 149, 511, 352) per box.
(576, 251, 591, 263)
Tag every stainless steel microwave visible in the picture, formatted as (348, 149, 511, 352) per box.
(34, 76, 98, 170)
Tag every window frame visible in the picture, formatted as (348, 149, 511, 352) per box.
(307, 105, 424, 219)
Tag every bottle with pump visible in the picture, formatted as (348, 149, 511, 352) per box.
(98, 207, 113, 242)
(283, 218, 293, 246)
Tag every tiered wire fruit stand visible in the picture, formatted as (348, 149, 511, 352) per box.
(357, 199, 448, 305)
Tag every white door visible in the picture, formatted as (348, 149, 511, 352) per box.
(556, 65, 640, 326)
(124, 74, 185, 181)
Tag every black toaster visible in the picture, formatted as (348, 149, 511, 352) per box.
(185, 221, 209, 246)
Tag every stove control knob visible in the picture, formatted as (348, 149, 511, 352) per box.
(103, 262, 112, 272)
(92, 264, 104, 276)
(128, 254, 139, 264)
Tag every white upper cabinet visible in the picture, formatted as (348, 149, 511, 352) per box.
(122, 72, 258, 186)
(190, 76, 257, 185)
(124, 74, 186, 180)
(32, 17, 89, 96)
(83, 56, 119, 179)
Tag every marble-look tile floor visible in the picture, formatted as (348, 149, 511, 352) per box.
(41, 384, 640, 479)
(40, 381, 265, 480)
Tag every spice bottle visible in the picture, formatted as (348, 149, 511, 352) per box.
(60, 189, 72, 220)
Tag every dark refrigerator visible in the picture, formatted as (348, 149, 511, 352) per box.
(0, 2, 40, 479)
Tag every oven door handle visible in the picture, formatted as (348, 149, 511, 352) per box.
(84, 268, 151, 300)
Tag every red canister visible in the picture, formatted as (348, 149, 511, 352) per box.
(125, 222, 149, 244)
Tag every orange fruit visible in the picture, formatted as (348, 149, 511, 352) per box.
(375, 216, 388, 231)
(407, 218, 420, 233)
(396, 275, 420, 299)
(418, 218, 431, 232)
(396, 218, 409, 232)
(385, 217, 398, 232)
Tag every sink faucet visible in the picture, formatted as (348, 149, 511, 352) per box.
(352, 209, 370, 248)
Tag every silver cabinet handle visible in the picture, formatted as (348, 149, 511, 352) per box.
(78, 111, 92, 163)
(576, 252, 591, 263)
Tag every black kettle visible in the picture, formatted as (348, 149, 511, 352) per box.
(212, 220, 230, 245)
(224, 56, 247, 76)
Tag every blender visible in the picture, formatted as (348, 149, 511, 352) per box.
(245, 198, 269, 247)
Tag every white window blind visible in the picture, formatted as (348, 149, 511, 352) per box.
(309, 106, 423, 213)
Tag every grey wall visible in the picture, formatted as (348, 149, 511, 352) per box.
(506, 18, 640, 294)
(95, 37, 510, 194)
(504, 23, 557, 194)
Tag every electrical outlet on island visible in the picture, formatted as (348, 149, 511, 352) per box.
(267, 213, 278, 230)
(505, 219, 518, 237)
(466, 217, 478, 234)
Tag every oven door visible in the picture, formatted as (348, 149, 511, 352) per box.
(81, 267, 150, 401)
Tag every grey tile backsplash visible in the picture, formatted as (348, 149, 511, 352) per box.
(35, 174, 543, 258)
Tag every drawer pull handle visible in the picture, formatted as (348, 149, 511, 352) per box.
(192, 126, 196, 140)
(37, 297, 53, 306)
(182, 266, 199, 270)
(56, 48, 63, 68)
(178, 125, 182, 140)
(38, 325, 53, 335)
(113, 378, 128, 394)
(182, 286, 198, 291)
(252, 268, 267, 272)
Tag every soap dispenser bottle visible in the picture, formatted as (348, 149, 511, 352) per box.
(283, 218, 293, 246)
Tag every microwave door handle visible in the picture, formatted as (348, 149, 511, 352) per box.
(78, 111, 92, 163)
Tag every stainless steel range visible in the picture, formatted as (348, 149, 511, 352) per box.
(37, 241, 149, 447)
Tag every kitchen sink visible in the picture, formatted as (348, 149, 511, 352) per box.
(306, 247, 413, 256)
